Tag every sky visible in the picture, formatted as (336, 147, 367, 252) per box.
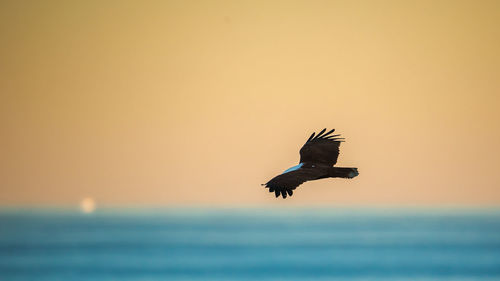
(1, 0, 499, 207)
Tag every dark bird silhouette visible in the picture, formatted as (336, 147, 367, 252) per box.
(262, 128, 358, 198)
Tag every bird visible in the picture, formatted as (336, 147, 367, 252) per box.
(262, 128, 358, 199)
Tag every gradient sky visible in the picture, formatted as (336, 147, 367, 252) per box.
(1, 0, 499, 206)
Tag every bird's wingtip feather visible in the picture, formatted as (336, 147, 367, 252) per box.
(307, 128, 344, 142)
(306, 132, 315, 142)
(315, 128, 327, 139)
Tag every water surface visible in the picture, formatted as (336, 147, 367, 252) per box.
(1, 208, 499, 281)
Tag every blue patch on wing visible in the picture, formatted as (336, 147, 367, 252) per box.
(282, 163, 303, 174)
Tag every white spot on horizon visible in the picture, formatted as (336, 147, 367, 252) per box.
(282, 163, 304, 174)
(80, 197, 96, 214)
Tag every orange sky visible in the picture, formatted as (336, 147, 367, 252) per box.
(1, 0, 499, 206)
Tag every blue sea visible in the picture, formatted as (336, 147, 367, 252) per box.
(1, 208, 500, 281)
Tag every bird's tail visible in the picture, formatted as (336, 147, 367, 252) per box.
(329, 167, 359, 179)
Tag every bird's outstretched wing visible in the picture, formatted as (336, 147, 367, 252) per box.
(262, 168, 324, 198)
(299, 128, 344, 166)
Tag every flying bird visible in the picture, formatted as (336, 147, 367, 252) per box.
(262, 128, 358, 198)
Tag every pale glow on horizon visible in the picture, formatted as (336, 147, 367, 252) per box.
(80, 197, 96, 213)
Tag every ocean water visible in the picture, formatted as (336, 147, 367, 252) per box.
(1, 208, 500, 281)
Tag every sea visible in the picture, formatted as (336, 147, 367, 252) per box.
(1, 208, 500, 281)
